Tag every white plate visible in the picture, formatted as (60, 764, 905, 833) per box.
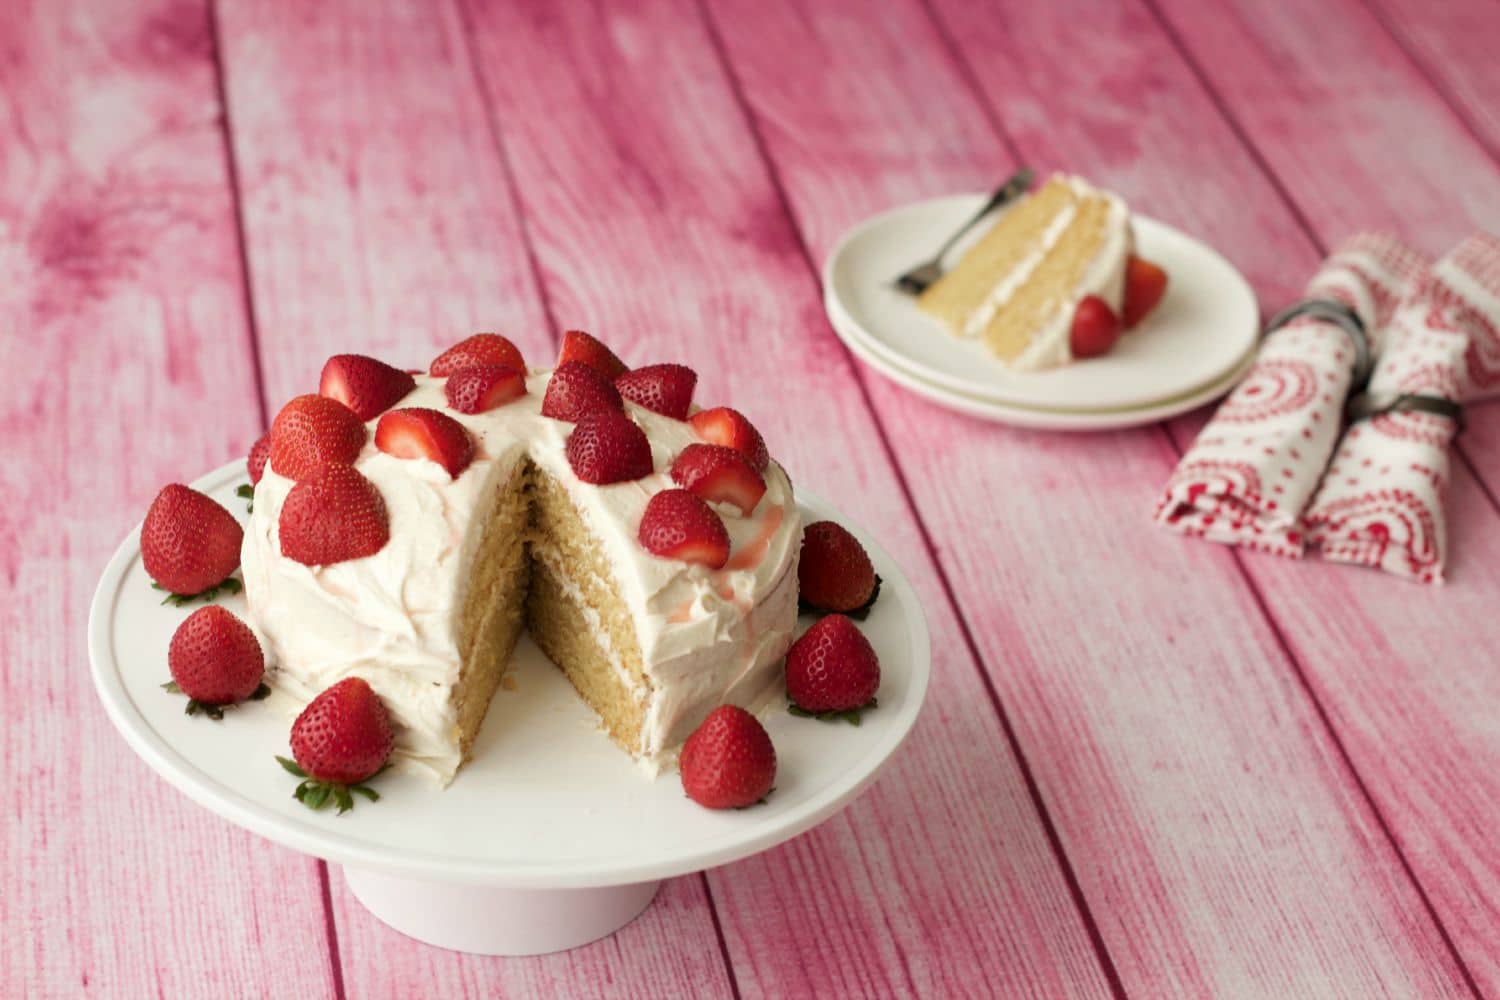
(88, 463, 930, 892)
(823, 193, 1260, 412)
(834, 310, 1256, 431)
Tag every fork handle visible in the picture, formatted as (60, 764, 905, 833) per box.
(933, 168, 1035, 261)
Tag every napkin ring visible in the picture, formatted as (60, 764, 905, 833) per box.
(1265, 298, 1372, 390)
(1346, 392, 1465, 434)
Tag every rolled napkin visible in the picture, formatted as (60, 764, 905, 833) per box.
(1155, 232, 1428, 555)
(1303, 235, 1494, 582)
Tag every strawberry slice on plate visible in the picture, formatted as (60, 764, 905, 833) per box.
(1122, 256, 1169, 328)
(375, 407, 476, 479)
(1069, 295, 1122, 359)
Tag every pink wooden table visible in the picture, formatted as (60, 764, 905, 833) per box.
(8, 0, 1500, 995)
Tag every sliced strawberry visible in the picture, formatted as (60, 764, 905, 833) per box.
(168, 605, 265, 711)
(247, 434, 271, 485)
(557, 329, 628, 379)
(1069, 295, 1122, 359)
(444, 364, 527, 414)
(798, 520, 877, 613)
(688, 407, 769, 473)
(141, 484, 244, 596)
(615, 363, 697, 420)
(540, 361, 625, 422)
(278, 463, 389, 566)
(1122, 256, 1169, 328)
(638, 488, 730, 568)
(280, 676, 394, 812)
(565, 411, 653, 484)
(680, 705, 776, 810)
(374, 407, 475, 479)
(319, 354, 416, 420)
(670, 444, 765, 515)
(269, 394, 368, 481)
(429, 333, 527, 377)
(785, 614, 880, 716)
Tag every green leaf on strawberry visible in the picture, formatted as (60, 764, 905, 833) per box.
(152, 576, 244, 607)
(276, 756, 387, 815)
(236, 483, 255, 512)
(162, 679, 269, 720)
(788, 696, 877, 726)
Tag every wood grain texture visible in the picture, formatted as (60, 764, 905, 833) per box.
(211, 0, 737, 994)
(460, 2, 1116, 996)
(708, 0, 1480, 994)
(0, 0, 337, 995)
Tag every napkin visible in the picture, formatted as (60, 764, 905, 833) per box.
(1303, 235, 1497, 582)
(1154, 233, 1428, 555)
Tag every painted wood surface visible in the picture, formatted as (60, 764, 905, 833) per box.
(706, 0, 1479, 994)
(11, 0, 1500, 995)
(0, 0, 338, 996)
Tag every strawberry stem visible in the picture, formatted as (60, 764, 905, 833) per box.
(236, 482, 255, 512)
(152, 577, 244, 607)
(788, 696, 877, 726)
(162, 680, 269, 720)
(276, 757, 386, 814)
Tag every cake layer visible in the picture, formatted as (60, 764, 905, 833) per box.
(241, 370, 800, 783)
(918, 174, 1132, 370)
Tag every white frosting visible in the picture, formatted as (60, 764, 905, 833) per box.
(963, 175, 1132, 372)
(241, 371, 801, 784)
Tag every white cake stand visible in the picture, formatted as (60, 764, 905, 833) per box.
(89, 462, 931, 955)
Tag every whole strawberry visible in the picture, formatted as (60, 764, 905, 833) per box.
(680, 705, 776, 809)
(278, 462, 390, 566)
(278, 676, 394, 813)
(141, 484, 244, 599)
(798, 521, 878, 614)
(784, 614, 880, 721)
(268, 394, 368, 481)
(165, 605, 267, 718)
(566, 411, 653, 484)
(541, 362, 625, 422)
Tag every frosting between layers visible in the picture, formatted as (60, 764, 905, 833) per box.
(241, 371, 800, 783)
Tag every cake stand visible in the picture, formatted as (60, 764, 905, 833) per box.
(88, 462, 931, 955)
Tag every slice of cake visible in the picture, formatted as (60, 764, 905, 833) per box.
(241, 336, 800, 785)
(918, 174, 1135, 370)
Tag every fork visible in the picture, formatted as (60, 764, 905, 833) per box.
(893, 167, 1034, 295)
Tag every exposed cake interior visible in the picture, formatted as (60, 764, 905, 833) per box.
(241, 371, 800, 785)
(918, 174, 1132, 370)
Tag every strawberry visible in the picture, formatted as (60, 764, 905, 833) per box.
(615, 364, 697, 420)
(565, 411, 653, 484)
(1122, 256, 1169, 328)
(670, 444, 765, 515)
(638, 488, 731, 568)
(688, 407, 769, 473)
(247, 434, 270, 485)
(429, 333, 527, 377)
(279, 676, 394, 813)
(374, 407, 475, 478)
(141, 484, 244, 597)
(797, 520, 877, 613)
(279, 463, 389, 566)
(1069, 295, 1122, 359)
(784, 614, 880, 719)
(444, 364, 527, 413)
(319, 354, 416, 420)
(557, 329, 628, 379)
(269, 394, 368, 481)
(540, 361, 625, 422)
(679, 705, 776, 809)
(165, 605, 266, 717)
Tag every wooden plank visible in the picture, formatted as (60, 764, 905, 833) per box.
(458, 2, 1116, 996)
(210, 0, 737, 994)
(706, 0, 1483, 994)
(0, 0, 338, 995)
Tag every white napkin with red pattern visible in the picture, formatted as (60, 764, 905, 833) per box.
(1303, 234, 1499, 582)
(1154, 233, 1429, 555)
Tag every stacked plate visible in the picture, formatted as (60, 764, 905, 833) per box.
(822, 194, 1261, 431)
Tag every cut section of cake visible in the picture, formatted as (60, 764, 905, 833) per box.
(241, 349, 800, 786)
(918, 174, 1134, 370)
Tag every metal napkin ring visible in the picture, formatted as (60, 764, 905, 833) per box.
(1265, 298, 1373, 391)
(1346, 392, 1465, 434)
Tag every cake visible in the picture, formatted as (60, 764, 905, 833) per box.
(917, 174, 1135, 370)
(240, 337, 801, 785)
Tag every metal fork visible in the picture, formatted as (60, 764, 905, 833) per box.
(893, 167, 1034, 295)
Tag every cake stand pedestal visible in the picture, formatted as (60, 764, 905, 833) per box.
(89, 465, 929, 956)
(343, 867, 660, 955)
